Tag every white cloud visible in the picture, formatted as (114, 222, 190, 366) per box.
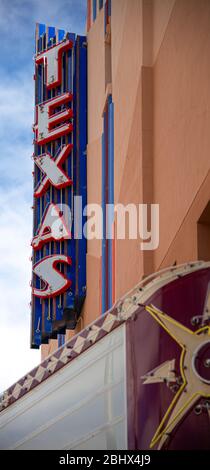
(0, 0, 86, 394)
(34, 0, 86, 33)
(0, 183, 40, 392)
(0, 324, 40, 392)
(0, 0, 86, 38)
(0, 67, 40, 392)
(0, 68, 34, 136)
(0, 68, 34, 191)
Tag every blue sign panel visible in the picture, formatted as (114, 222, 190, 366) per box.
(31, 24, 87, 348)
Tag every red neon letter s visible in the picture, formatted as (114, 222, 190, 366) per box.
(32, 255, 72, 298)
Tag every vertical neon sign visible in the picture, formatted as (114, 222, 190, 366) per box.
(31, 24, 87, 348)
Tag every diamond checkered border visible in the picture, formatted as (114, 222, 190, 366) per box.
(1, 261, 202, 413)
(0, 302, 135, 413)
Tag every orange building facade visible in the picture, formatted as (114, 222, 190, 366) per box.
(42, 0, 210, 359)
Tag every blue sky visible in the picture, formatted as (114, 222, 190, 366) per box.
(0, 0, 86, 392)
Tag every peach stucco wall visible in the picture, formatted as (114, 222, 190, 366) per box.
(112, 0, 144, 299)
(82, 9, 105, 328)
(42, 0, 210, 359)
(153, 0, 210, 270)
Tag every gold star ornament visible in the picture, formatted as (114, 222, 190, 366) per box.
(143, 304, 210, 450)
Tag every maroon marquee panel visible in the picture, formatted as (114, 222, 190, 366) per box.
(126, 267, 210, 450)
